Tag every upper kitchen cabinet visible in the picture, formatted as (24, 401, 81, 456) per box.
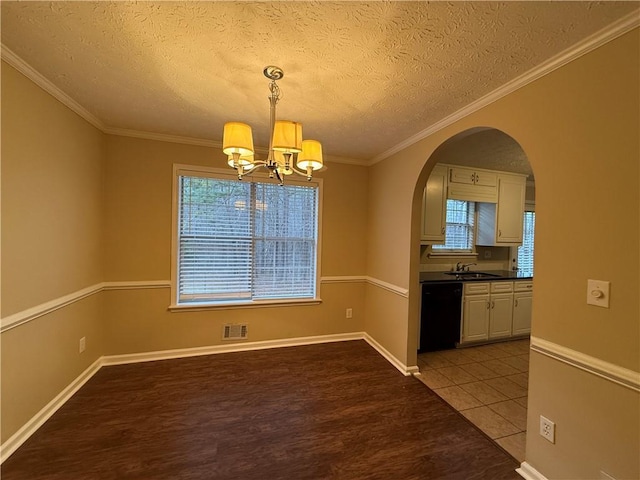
(421, 165, 447, 244)
(476, 173, 527, 246)
(448, 166, 498, 203)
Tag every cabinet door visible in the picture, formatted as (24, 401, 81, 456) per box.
(496, 176, 526, 244)
(449, 167, 475, 185)
(489, 293, 513, 339)
(512, 293, 532, 336)
(473, 171, 497, 187)
(462, 295, 490, 343)
(421, 166, 447, 243)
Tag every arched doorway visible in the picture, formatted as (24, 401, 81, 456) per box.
(412, 127, 535, 463)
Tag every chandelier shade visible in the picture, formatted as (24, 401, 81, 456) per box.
(222, 122, 254, 156)
(297, 139, 324, 171)
(272, 120, 303, 153)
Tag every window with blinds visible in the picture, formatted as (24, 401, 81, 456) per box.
(517, 211, 535, 275)
(432, 199, 476, 252)
(176, 172, 319, 305)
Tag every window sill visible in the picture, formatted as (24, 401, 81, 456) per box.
(427, 252, 479, 259)
(168, 298, 323, 312)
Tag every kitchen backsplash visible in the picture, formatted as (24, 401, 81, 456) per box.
(420, 245, 511, 272)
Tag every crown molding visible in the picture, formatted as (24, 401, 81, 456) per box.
(369, 9, 640, 165)
(103, 126, 222, 149)
(103, 127, 369, 166)
(1, 44, 105, 131)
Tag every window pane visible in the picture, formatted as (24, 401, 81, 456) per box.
(433, 200, 475, 251)
(253, 183, 317, 299)
(178, 177, 252, 302)
(517, 211, 535, 274)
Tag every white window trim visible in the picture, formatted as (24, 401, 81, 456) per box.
(427, 251, 479, 259)
(170, 164, 323, 310)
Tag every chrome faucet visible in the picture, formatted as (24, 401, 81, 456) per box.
(456, 262, 477, 272)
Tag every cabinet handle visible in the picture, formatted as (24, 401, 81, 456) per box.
(476, 174, 479, 184)
(441, 227, 445, 234)
(499, 230, 502, 237)
(491, 301, 495, 309)
(471, 173, 475, 182)
(515, 299, 519, 307)
(486, 302, 490, 309)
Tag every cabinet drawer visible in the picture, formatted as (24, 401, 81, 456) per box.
(514, 281, 533, 292)
(491, 281, 513, 293)
(464, 282, 490, 295)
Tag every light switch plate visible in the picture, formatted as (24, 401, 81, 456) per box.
(587, 279, 610, 308)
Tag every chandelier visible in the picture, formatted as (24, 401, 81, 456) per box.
(222, 66, 324, 184)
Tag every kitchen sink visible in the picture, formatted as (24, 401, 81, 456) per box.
(444, 271, 502, 279)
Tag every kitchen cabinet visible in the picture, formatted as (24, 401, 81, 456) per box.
(462, 293, 490, 343)
(476, 173, 527, 246)
(461, 282, 490, 343)
(512, 281, 533, 336)
(447, 166, 498, 203)
(488, 281, 514, 339)
(461, 281, 518, 344)
(449, 166, 497, 187)
(421, 165, 447, 244)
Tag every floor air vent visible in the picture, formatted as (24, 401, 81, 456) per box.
(223, 324, 248, 340)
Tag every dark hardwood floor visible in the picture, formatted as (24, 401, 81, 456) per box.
(2, 341, 520, 479)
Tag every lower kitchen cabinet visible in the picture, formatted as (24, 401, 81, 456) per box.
(462, 294, 490, 343)
(512, 284, 533, 335)
(460, 280, 531, 345)
(489, 293, 514, 339)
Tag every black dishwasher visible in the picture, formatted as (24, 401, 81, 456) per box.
(419, 282, 463, 352)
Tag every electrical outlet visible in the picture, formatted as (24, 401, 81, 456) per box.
(79, 337, 86, 353)
(484, 250, 491, 259)
(539, 415, 555, 443)
(346, 308, 353, 319)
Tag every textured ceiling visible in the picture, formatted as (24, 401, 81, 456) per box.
(430, 128, 532, 179)
(1, 1, 638, 165)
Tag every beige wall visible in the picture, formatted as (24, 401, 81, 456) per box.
(102, 135, 368, 354)
(366, 28, 639, 478)
(1, 63, 106, 442)
(1, 64, 104, 315)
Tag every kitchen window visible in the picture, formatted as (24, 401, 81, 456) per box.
(171, 165, 320, 308)
(432, 199, 476, 252)
(517, 211, 535, 274)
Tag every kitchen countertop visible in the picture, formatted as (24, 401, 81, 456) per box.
(420, 270, 533, 283)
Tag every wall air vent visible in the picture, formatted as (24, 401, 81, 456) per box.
(223, 324, 248, 340)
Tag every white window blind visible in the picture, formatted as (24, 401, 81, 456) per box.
(517, 211, 535, 275)
(177, 174, 318, 304)
(432, 200, 475, 251)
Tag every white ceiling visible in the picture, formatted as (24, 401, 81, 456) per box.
(1, 1, 638, 167)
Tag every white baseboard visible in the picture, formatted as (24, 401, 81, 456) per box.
(517, 462, 549, 480)
(2, 331, 415, 463)
(363, 333, 418, 376)
(0, 357, 103, 464)
(101, 332, 365, 366)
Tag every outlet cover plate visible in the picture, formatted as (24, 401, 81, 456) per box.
(539, 415, 555, 443)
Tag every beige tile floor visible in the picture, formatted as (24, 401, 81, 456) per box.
(416, 339, 530, 462)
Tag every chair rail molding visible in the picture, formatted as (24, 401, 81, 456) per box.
(530, 336, 640, 392)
